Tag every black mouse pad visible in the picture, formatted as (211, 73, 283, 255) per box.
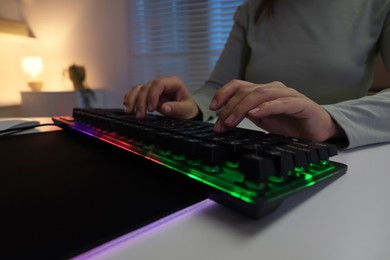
(0, 131, 207, 259)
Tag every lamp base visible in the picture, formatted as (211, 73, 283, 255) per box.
(28, 81, 43, 92)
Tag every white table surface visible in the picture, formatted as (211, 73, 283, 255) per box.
(2, 118, 389, 260)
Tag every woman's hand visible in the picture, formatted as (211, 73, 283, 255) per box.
(210, 80, 343, 142)
(123, 76, 199, 119)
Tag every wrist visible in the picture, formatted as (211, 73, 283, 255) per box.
(190, 106, 203, 121)
(326, 118, 345, 141)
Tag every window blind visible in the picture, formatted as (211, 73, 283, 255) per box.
(128, 0, 244, 93)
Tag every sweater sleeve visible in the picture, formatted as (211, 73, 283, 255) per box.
(323, 9, 390, 149)
(193, 3, 251, 121)
(323, 89, 390, 149)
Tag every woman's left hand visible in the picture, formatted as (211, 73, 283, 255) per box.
(210, 80, 343, 142)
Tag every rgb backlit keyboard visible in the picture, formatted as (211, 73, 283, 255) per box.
(53, 108, 347, 219)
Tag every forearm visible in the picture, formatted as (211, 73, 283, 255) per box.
(323, 89, 390, 149)
(192, 3, 250, 121)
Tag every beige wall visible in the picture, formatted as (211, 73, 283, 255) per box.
(0, 0, 130, 114)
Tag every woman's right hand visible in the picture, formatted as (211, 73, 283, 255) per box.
(123, 76, 200, 119)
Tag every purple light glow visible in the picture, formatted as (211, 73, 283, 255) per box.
(72, 199, 215, 260)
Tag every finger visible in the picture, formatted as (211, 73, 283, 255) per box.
(147, 76, 188, 111)
(217, 84, 302, 129)
(124, 85, 142, 113)
(135, 83, 152, 118)
(209, 79, 255, 110)
(248, 97, 310, 119)
(159, 99, 199, 119)
(214, 90, 253, 132)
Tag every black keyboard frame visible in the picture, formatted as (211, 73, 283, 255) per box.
(53, 109, 347, 219)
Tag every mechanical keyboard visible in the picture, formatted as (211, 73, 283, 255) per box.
(53, 108, 347, 219)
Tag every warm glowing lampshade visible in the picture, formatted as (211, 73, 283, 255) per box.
(21, 56, 44, 91)
(22, 56, 44, 77)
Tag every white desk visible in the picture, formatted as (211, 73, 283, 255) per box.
(72, 120, 390, 260)
(3, 118, 389, 260)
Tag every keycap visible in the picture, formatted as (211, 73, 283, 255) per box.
(239, 154, 276, 183)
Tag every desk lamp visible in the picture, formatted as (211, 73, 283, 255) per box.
(21, 56, 44, 91)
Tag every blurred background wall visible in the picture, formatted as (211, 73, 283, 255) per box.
(0, 0, 130, 116)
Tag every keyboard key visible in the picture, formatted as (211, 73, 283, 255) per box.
(197, 143, 226, 168)
(239, 154, 276, 183)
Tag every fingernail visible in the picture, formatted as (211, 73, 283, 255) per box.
(147, 104, 153, 112)
(210, 99, 217, 109)
(163, 104, 172, 113)
(249, 108, 260, 115)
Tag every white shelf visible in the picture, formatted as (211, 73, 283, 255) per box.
(21, 90, 106, 117)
